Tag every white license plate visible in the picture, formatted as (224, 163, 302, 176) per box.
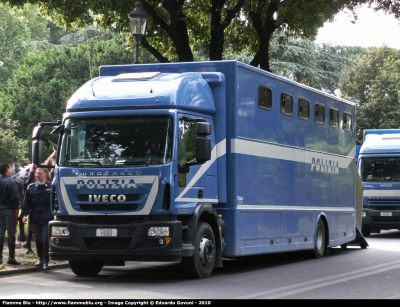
(381, 212, 392, 217)
(96, 229, 117, 237)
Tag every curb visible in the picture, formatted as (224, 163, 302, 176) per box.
(0, 262, 70, 277)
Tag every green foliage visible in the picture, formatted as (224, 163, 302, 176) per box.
(339, 47, 400, 142)
(5, 0, 400, 71)
(0, 112, 29, 164)
(0, 3, 49, 82)
(270, 35, 368, 95)
(1, 36, 152, 159)
(226, 34, 367, 95)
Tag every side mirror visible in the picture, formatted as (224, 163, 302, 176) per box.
(32, 125, 44, 165)
(32, 125, 44, 140)
(195, 122, 212, 163)
(178, 165, 190, 174)
(197, 122, 212, 135)
(196, 137, 211, 162)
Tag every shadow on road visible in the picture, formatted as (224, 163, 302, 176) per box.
(61, 245, 368, 284)
(365, 229, 400, 239)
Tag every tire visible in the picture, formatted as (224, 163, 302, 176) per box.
(341, 244, 347, 250)
(312, 219, 326, 258)
(69, 260, 104, 277)
(181, 222, 216, 279)
(362, 227, 371, 237)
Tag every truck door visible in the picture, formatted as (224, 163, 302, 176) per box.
(175, 115, 218, 206)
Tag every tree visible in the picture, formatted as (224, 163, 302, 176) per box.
(339, 47, 400, 142)
(225, 33, 367, 95)
(5, 0, 400, 71)
(1, 35, 154, 159)
(0, 112, 29, 164)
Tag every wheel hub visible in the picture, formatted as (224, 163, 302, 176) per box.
(199, 237, 215, 264)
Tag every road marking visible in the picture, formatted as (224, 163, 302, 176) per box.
(237, 258, 400, 299)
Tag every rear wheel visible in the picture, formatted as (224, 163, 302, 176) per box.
(181, 222, 216, 279)
(312, 219, 326, 258)
(362, 227, 371, 237)
(69, 260, 104, 277)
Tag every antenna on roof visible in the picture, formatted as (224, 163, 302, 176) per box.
(88, 50, 95, 96)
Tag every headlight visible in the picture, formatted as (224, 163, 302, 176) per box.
(148, 226, 170, 236)
(362, 211, 367, 217)
(52, 226, 70, 236)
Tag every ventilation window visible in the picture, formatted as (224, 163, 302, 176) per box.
(343, 113, 352, 131)
(329, 108, 339, 128)
(258, 85, 272, 110)
(314, 103, 325, 124)
(280, 93, 293, 115)
(298, 98, 310, 120)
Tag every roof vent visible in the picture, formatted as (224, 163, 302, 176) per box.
(112, 72, 161, 81)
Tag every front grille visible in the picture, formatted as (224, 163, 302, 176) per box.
(367, 206, 400, 210)
(77, 194, 140, 201)
(84, 216, 143, 225)
(371, 217, 400, 223)
(83, 238, 132, 251)
(368, 200, 400, 205)
(80, 204, 138, 211)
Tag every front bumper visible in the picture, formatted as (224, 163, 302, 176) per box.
(49, 220, 183, 262)
(362, 208, 400, 230)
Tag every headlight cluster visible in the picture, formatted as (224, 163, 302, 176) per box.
(52, 226, 70, 236)
(148, 226, 170, 236)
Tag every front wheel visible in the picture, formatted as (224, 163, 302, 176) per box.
(69, 260, 104, 277)
(181, 222, 216, 279)
(312, 219, 326, 258)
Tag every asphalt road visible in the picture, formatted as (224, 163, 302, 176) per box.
(1, 230, 400, 300)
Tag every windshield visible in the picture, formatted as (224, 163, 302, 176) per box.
(59, 116, 173, 167)
(360, 157, 400, 182)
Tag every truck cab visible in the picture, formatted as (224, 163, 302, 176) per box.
(32, 70, 226, 278)
(358, 129, 400, 236)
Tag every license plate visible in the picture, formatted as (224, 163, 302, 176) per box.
(96, 229, 117, 237)
(381, 212, 392, 217)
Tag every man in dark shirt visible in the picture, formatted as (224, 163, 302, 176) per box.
(22, 167, 54, 269)
(0, 163, 21, 265)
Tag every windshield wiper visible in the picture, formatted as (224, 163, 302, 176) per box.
(64, 161, 103, 167)
(121, 161, 149, 166)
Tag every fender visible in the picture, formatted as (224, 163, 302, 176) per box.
(180, 203, 224, 268)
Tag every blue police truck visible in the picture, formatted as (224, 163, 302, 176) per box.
(31, 61, 362, 279)
(358, 129, 400, 237)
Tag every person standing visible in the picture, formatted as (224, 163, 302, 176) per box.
(21, 167, 54, 269)
(0, 163, 21, 265)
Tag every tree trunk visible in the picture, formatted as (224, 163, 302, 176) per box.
(209, 1, 223, 61)
(250, 29, 273, 72)
(141, 37, 170, 63)
(166, 0, 194, 62)
(248, 1, 278, 72)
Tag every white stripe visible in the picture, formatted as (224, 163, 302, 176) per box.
(363, 190, 400, 197)
(63, 176, 155, 184)
(237, 205, 355, 212)
(60, 175, 158, 215)
(175, 139, 226, 202)
(231, 138, 355, 169)
(175, 198, 218, 203)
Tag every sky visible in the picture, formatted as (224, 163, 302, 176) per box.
(315, 4, 400, 49)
